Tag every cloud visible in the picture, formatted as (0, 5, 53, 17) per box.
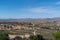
(27, 7, 48, 13)
(56, 1, 60, 4)
(21, 7, 48, 13)
(20, 7, 60, 14)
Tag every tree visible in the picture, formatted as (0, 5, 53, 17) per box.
(0, 30, 9, 40)
(36, 35, 45, 40)
(14, 36, 22, 40)
(29, 35, 37, 40)
(53, 31, 60, 40)
(29, 35, 45, 40)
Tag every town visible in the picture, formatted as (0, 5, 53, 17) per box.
(0, 21, 60, 40)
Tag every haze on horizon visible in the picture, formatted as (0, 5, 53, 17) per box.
(0, 0, 60, 19)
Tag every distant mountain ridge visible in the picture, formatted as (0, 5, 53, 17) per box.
(0, 17, 60, 22)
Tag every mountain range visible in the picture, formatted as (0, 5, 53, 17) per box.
(0, 17, 60, 22)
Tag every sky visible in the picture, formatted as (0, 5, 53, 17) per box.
(0, 0, 60, 19)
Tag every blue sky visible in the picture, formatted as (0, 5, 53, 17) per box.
(0, 0, 60, 19)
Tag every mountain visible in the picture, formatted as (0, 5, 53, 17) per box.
(0, 17, 60, 22)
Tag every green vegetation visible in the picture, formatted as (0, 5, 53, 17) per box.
(53, 31, 60, 40)
(0, 30, 9, 40)
(14, 36, 22, 40)
(29, 35, 45, 40)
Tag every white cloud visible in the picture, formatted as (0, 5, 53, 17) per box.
(20, 7, 60, 14)
(27, 7, 48, 13)
(56, 2, 60, 4)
